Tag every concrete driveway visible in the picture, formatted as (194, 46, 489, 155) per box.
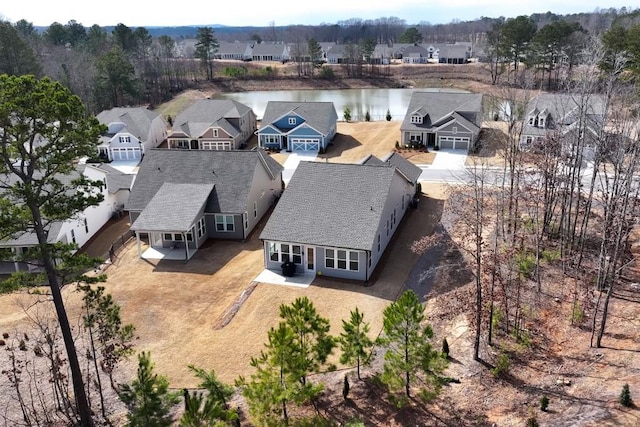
(282, 151, 317, 185)
(430, 149, 468, 170)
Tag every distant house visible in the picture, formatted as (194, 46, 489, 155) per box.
(96, 107, 168, 162)
(214, 41, 252, 61)
(400, 92, 483, 150)
(126, 149, 283, 260)
(326, 44, 347, 64)
(520, 93, 606, 149)
(256, 101, 338, 153)
(0, 163, 134, 273)
(260, 157, 422, 281)
(167, 99, 256, 151)
(401, 45, 430, 64)
(438, 43, 471, 64)
(251, 43, 289, 62)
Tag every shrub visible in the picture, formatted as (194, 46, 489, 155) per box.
(386, 109, 392, 121)
(540, 395, 549, 411)
(491, 352, 510, 378)
(442, 338, 450, 358)
(526, 415, 539, 427)
(571, 301, 584, 324)
(516, 251, 536, 278)
(223, 66, 248, 78)
(541, 248, 561, 262)
(343, 106, 352, 122)
(365, 110, 371, 122)
(434, 145, 440, 151)
(318, 66, 335, 80)
(0, 340, 5, 346)
(2, 332, 8, 339)
(395, 141, 400, 149)
(619, 383, 633, 407)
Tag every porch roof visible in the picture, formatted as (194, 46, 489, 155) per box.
(131, 183, 214, 232)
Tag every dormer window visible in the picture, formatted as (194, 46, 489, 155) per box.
(119, 136, 131, 143)
(410, 115, 423, 124)
(538, 117, 545, 128)
(288, 117, 296, 125)
(528, 116, 534, 126)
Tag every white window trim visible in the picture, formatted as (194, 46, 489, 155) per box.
(215, 214, 234, 232)
(410, 115, 423, 124)
(288, 117, 297, 125)
(268, 242, 302, 264)
(197, 216, 206, 238)
(325, 248, 359, 272)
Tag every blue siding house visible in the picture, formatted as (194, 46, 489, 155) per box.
(257, 101, 338, 153)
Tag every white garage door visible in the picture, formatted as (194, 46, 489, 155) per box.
(290, 138, 320, 152)
(438, 136, 470, 150)
(111, 147, 141, 160)
(201, 141, 232, 150)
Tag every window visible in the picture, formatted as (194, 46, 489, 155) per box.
(264, 135, 279, 144)
(325, 248, 359, 271)
(243, 212, 249, 229)
(164, 233, 172, 241)
(197, 217, 206, 238)
(253, 201, 258, 218)
(269, 242, 279, 261)
(528, 116, 534, 125)
(84, 218, 89, 233)
(377, 234, 380, 252)
(215, 214, 234, 232)
(386, 220, 390, 236)
(119, 136, 131, 143)
(452, 127, 458, 134)
(186, 233, 193, 242)
(288, 117, 297, 125)
(71, 229, 76, 244)
(164, 233, 183, 241)
(176, 139, 189, 149)
(410, 115, 423, 124)
(213, 129, 218, 137)
(539, 117, 545, 128)
(325, 249, 335, 268)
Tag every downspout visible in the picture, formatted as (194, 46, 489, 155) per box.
(183, 232, 189, 261)
(365, 250, 370, 284)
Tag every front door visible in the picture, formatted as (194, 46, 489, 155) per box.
(305, 247, 315, 273)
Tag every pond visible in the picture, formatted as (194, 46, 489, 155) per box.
(213, 87, 469, 121)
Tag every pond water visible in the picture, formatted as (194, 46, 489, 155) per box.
(213, 87, 469, 121)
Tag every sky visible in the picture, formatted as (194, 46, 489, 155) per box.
(0, 0, 636, 28)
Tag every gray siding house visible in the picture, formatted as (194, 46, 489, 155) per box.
(260, 156, 421, 282)
(520, 93, 606, 153)
(126, 149, 283, 260)
(96, 107, 168, 161)
(400, 92, 483, 150)
(168, 99, 256, 151)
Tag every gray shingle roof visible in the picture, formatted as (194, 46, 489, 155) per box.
(401, 92, 483, 132)
(92, 163, 134, 193)
(130, 183, 214, 232)
(97, 107, 160, 140)
(125, 148, 282, 214)
(259, 161, 398, 251)
(522, 93, 606, 136)
(260, 101, 337, 136)
(252, 43, 287, 56)
(171, 99, 252, 139)
(360, 153, 423, 184)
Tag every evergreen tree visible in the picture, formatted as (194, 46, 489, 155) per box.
(339, 307, 373, 380)
(0, 21, 41, 76)
(195, 27, 219, 81)
(279, 296, 335, 384)
(0, 75, 107, 426)
(181, 365, 238, 425)
(619, 383, 633, 408)
(378, 290, 446, 399)
(119, 352, 180, 427)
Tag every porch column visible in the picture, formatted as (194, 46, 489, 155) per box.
(184, 232, 190, 261)
(136, 232, 141, 259)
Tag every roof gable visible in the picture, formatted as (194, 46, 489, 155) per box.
(261, 102, 337, 136)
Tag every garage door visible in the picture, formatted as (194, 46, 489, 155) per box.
(201, 141, 232, 150)
(111, 147, 141, 160)
(290, 138, 320, 152)
(438, 136, 470, 150)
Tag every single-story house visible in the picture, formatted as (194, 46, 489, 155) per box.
(214, 41, 252, 61)
(0, 163, 134, 273)
(401, 45, 430, 64)
(251, 42, 289, 62)
(167, 99, 256, 151)
(400, 92, 483, 150)
(256, 101, 338, 153)
(96, 107, 168, 162)
(520, 93, 606, 151)
(260, 156, 422, 282)
(126, 149, 283, 260)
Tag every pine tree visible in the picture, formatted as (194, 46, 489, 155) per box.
(386, 109, 392, 121)
(378, 290, 446, 399)
(339, 307, 373, 380)
(181, 366, 237, 426)
(619, 383, 633, 408)
(119, 352, 180, 427)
